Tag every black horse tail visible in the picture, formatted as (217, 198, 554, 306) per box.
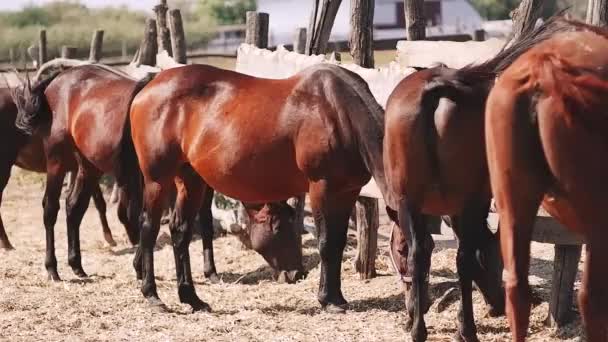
(12, 70, 61, 136)
(116, 72, 156, 245)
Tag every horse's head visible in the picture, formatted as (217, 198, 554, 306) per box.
(231, 201, 307, 283)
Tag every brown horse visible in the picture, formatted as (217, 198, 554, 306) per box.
(128, 63, 397, 311)
(11, 65, 305, 285)
(0, 87, 115, 250)
(10, 65, 144, 280)
(383, 17, 577, 342)
(486, 20, 608, 341)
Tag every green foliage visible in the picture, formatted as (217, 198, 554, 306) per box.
(214, 193, 239, 210)
(469, 0, 587, 20)
(197, 0, 256, 25)
(0, 1, 214, 62)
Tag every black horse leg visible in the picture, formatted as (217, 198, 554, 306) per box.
(198, 185, 219, 283)
(43, 163, 66, 281)
(91, 182, 116, 247)
(170, 166, 209, 312)
(309, 181, 358, 313)
(398, 199, 433, 342)
(0, 164, 13, 250)
(65, 169, 94, 278)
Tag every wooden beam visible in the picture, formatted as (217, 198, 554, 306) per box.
(545, 244, 582, 327)
(354, 197, 379, 279)
(38, 29, 48, 66)
(508, 0, 543, 45)
(308, 0, 343, 55)
(404, 0, 426, 40)
(245, 12, 270, 49)
(587, 0, 608, 26)
(89, 30, 104, 62)
(293, 28, 307, 54)
(138, 18, 158, 66)
(154, 0, 172, 55)
(168, 9, 187, 64)
(61, 46, 77, 59)
(350, 0, 375, 68)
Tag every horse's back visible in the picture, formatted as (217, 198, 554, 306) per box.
(492, 29, 608, 236)
(45, 65, 137, 173)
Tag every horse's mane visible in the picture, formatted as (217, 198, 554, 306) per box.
(12, 70, 62, 136)
(456, 15, 595, 84)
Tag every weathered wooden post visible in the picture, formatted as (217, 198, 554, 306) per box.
(404, 0, 426, 40)
(9, 48, 15, 64)
(139, 18, 158, 66)
(508, 0, 543, 45)
(38, 29, 48, 66)
(546, 244, 582, 327)
(293, 28, 307, 54)
(154, 0, 172, 55)
(587, 0, 608, 27)
(89, 30, 104, 62)
(61, 46, 77, 59)
(121, 40, 128, 61)
(168, 9, 187, 64)
(245, 11, 270, 48)
(474, 29, 486, 41)
(306, 0, 343, 55)
(350, 0, 378, 280)
(350, 0, 374, 67)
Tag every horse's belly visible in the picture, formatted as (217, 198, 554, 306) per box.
(192, 153, 309, 203)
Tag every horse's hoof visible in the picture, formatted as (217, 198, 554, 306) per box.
(48, 271, 61, 282)
(323, 303, 347, 314)
(452, 332, 480, 342)
(485, 303, 505, 318)
(205, 273, 220, 284)
(0, 241, 14, 250)
(104, 233, 117, 247)
(404, 317, 413, 332)
(73, 268, 88, 278)
(190, 299, 212, 313)
(147, 297, 168, 312)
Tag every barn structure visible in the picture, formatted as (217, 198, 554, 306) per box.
(257, 0, 484, 45)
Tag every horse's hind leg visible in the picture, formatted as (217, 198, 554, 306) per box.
(65, 168, 95, 278)
(170, 165, 210, 311)
(42, 161, 66, 281)
(0, 163, 14, 250)
(398, 200, 433, 342)
(450, 199, 501, 342)
(309, 181, 358, 313)
(91, 182, 116, 247)
(579, 241, 608, 342)
(198, 185, 219, 283)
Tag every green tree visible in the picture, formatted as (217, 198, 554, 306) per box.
(197, 0, 256, 25)
(470, 0, 587, 20)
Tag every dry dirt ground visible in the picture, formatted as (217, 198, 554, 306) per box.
(0, 169, 586, 342)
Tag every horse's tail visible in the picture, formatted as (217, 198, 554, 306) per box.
(117, 72, 156, 245)
(12, 70, 61, 136)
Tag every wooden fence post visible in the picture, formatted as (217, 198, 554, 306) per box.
(9, 48, 14, 64)
(587, 0, 608, 26)
(350, 0, 378, 279)
(355, 197, 379, 279)
(168, 9, 187, 64)
(293, 28, 307, 54)
(245, 12, 270, 49)
(546, 244, 582, 327)
(508, 0, 543, 45)
(89, 30, 104, 62)
(139, 18, 158, 66)
(405, 0, 426, 40)
(350, 0, 375, 67)
(61, 46, 77, 59)
(39, 29, 48, 66)
(307, 0, 343, 55)
(154, 0, 172, 55)
(474, 29, 486, 41)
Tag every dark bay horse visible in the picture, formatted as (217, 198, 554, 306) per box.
(383, 17, 577, 342)
(0, 87, 115, 250)
(128, 63, 397, 312)
(11, 65, 305, 284)
(10, 65, 144, 280)
(486, 21, 608, 341)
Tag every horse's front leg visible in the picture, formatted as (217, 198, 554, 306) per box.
(65, 166, 95, 278)
(91, 181, 116, 247)
(42, 161, 66, 281)
(309, 180, 359, 313)
(0, 164, 13, 250)
(398, 200, 433, 342)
